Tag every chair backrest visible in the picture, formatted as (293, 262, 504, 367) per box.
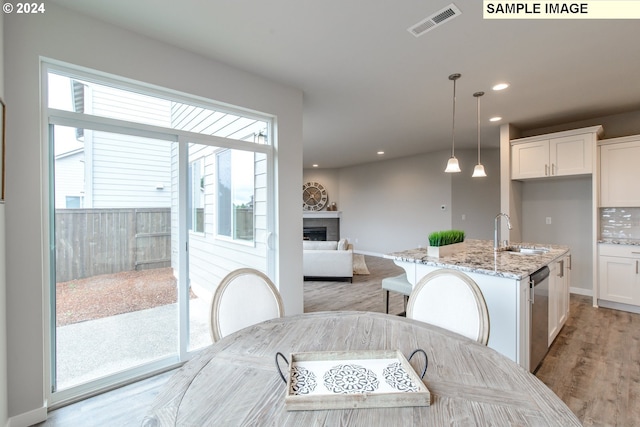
(406, 269, 490, 345)
(210, 268, 285, 342)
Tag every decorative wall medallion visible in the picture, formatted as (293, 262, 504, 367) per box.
(323, 364, 379, 394)
(290, 366, 317, 395)
(383, 362, 419, 392)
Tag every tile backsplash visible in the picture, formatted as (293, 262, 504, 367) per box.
(600, 207, 640, 240)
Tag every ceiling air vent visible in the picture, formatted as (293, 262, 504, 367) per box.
(408, 3, 462, 37)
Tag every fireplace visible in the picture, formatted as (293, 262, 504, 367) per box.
(303, 211, 340, 241)
(303, 226, 327, 241)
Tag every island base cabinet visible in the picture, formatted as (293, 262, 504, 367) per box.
(412, 264, 524, 368)
(548, 256, 570, 346)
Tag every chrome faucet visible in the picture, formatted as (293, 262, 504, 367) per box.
(494, 213, 513, 251)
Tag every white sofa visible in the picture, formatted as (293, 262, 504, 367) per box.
(303, 239, 353, 281)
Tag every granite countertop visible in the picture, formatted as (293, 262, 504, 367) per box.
(385, 239, 570, 280)
(598, 239, 640, 246)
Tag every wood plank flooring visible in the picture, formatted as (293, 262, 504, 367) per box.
(39, 255, 640, 426)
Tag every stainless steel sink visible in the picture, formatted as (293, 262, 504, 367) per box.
(506, 247, 549, 255)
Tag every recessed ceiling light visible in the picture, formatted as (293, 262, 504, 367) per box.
(489, 116, 502, 122)
(492, 83, 510, 91)
(312, 164, 319, 168)
(377, 151, 385, 155)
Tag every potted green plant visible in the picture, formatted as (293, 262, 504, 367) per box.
(427, 230, 466, 258)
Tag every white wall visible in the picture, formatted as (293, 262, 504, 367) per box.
(303, 149, 502, 255)
(0, 10, 8, 427)
(451, 148, 501, 239)
(521, 178, 593, 292)
(340, 151, 454, 254)
(5, 3, 302, 422)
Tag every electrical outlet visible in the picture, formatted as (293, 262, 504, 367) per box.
(546, 217, 552, 225)
(461, 214, 466, 221)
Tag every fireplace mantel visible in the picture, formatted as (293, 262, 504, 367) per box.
(302, 211, 341, 219)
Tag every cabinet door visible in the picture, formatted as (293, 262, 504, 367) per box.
(598, 255, 639, 305)
(556, 258, 569, 328)
(600, 140, 640, 207)
(548, 262, 559, 345)
(551, 134, 592, 176)
(511, 140, 549, 180)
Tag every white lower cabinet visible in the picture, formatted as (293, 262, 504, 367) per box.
(599, 244, 640, 306)
(548, 255, 570, 346)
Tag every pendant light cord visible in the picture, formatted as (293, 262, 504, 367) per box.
(477, 93, 481, 163)
(451, 76, 457, 157)
(474, 91, 485, 164)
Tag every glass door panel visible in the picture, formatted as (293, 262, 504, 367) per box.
(52, 125, 179, 390)
(187, 142, 269, 351)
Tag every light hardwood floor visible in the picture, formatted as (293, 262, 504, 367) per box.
(38, 255, 639, 426)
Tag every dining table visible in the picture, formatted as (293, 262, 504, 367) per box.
(142, 311, 581, 426)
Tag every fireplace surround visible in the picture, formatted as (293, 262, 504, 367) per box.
(302, 211, 340, 241)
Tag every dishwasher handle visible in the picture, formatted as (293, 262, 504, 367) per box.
(530, 266, 550, 286)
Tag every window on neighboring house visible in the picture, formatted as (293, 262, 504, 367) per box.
(188, 158, 205, 233)
(65, 196, 82, 208)
(217, 149, 255, 242)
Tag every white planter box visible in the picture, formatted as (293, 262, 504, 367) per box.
(427, 241, 466, 258)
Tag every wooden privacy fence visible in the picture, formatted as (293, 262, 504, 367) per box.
(55, 208, 171, 283)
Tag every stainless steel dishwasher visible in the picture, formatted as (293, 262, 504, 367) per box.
(530, 266, 550, 373)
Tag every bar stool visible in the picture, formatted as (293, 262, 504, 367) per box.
(381, 273, 412, 315)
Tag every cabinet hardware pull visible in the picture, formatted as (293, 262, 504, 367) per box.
(558, 260, 564, 278)
(632, 252, 640, 255)
(637, 260, 639, 275)
(545, 164, 548, 176)
(568, 255, 572, 270)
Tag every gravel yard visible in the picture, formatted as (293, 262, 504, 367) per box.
(56, 267, 178, 327)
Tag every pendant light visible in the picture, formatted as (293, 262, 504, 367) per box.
(472, 91, 487, 177)
(444, 73, 461, 173)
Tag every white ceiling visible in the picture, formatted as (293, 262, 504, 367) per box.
(50, 0, 640, 168)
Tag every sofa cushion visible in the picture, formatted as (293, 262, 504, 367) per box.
(337, 238, 349, 251)
(303, 240, 338, 250)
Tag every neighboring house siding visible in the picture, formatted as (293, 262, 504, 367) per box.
(54, 150, 85, 208)
(174, 144, 268, 296)
(91, 131, 172, 208)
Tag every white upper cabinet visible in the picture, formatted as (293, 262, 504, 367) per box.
(511, 126, 602, 180)
(511, 140, 549, 179)
(599, 136, 640, 207)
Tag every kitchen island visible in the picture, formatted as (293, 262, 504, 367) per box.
(385, 239, 570, 371)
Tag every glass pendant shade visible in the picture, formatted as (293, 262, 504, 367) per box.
(445, 73, 462, 173)
(445, 156, 461, 173)
(472, 91, 487, 178)
(472, 163, 487, 177)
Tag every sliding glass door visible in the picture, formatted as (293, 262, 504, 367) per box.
(46, 65, 274, 403)
(52, 126, 180, 390)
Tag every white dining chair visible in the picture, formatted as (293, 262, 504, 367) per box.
(406, 269, 490, 345)
(209, 268, 285, 342)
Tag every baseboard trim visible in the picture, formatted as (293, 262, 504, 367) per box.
(7, 405, 47, 427)
(354, 250, 385, 258)
(597, 299, 640, 314)
(570, 287, 592, 297)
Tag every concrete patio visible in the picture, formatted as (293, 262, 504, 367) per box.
(55, 297, 211, 390)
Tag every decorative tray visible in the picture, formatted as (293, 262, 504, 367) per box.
(275, 349, 430, 411)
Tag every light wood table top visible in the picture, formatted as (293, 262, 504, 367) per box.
(143, 311, 581, 426)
